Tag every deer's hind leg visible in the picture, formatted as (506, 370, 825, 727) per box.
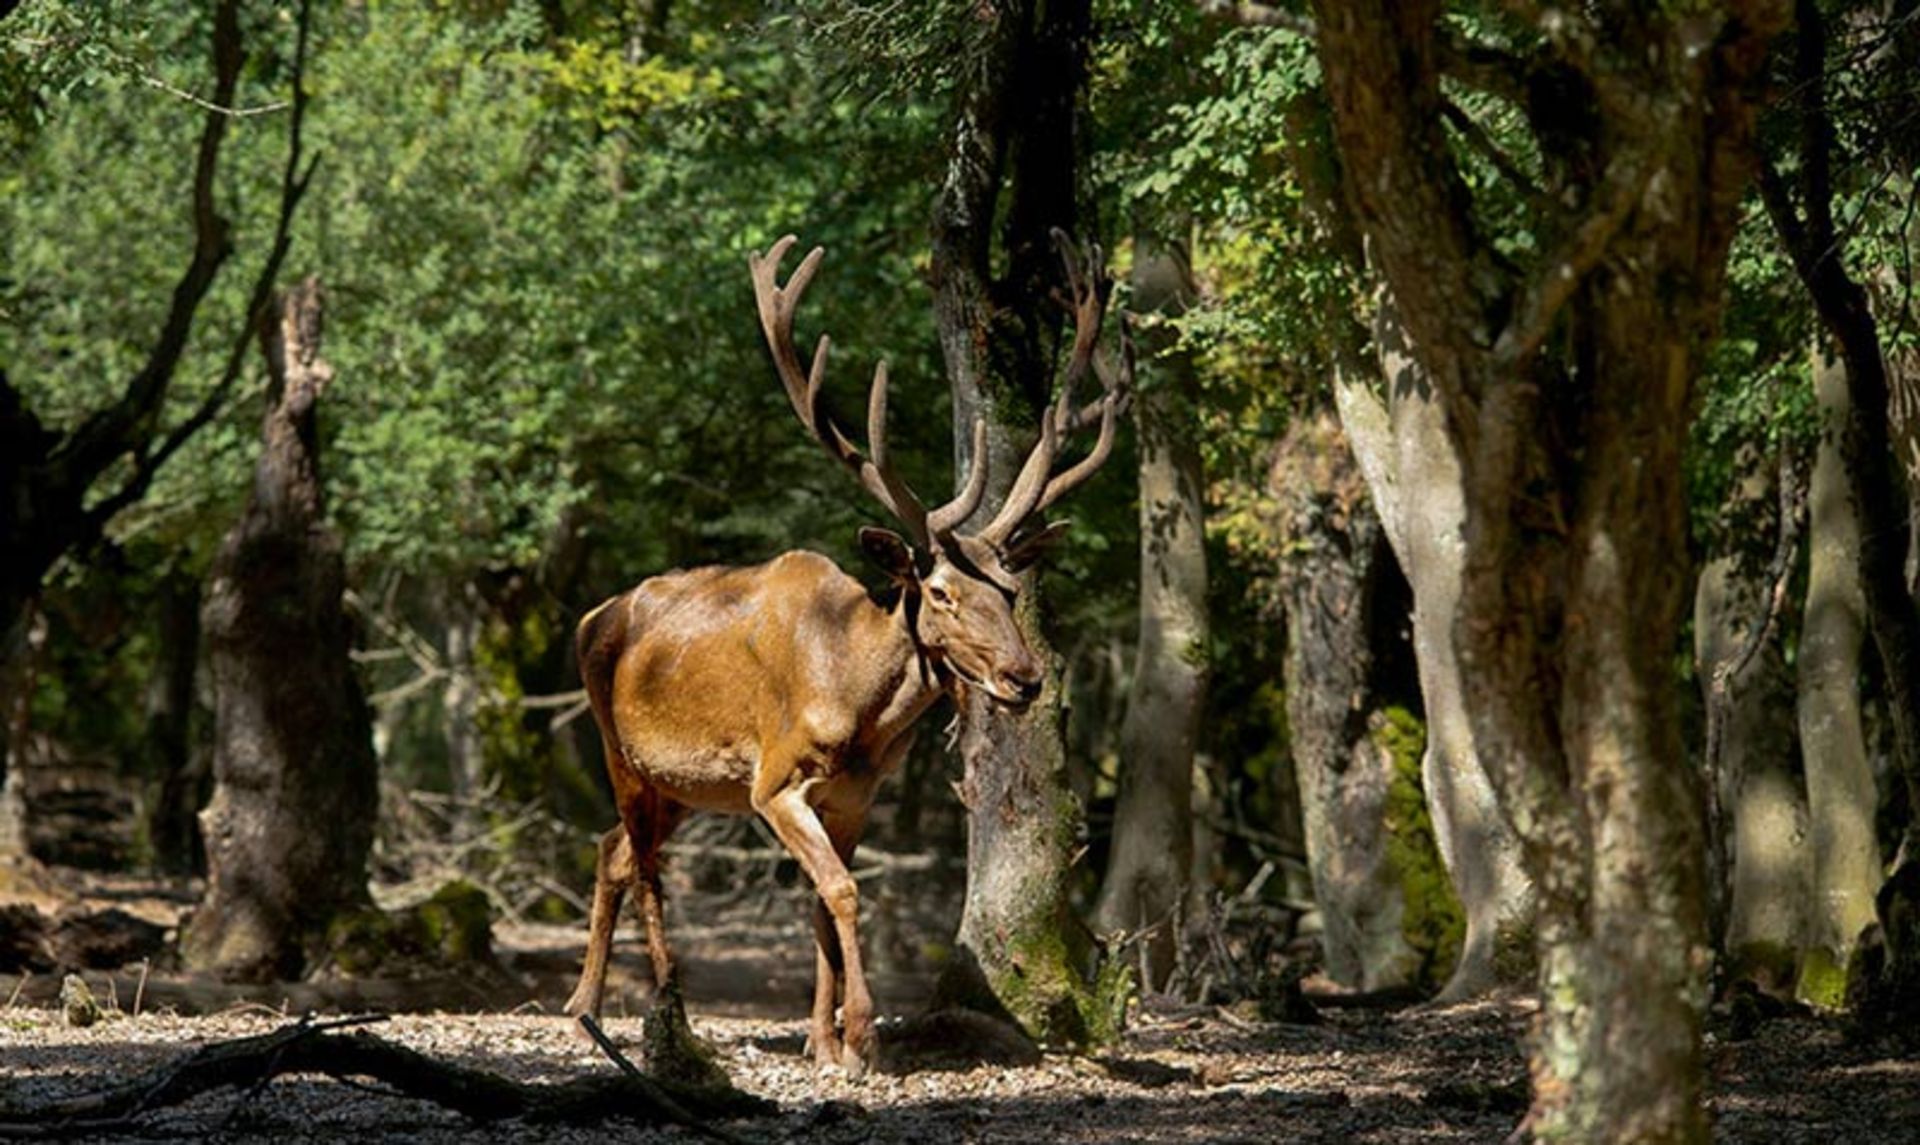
(616, 780, 686, 992)
(565, 824, 635, 1020)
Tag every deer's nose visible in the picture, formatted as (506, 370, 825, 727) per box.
(998, 661, 1043, 705)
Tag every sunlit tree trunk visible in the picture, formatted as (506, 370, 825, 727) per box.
(1274, 408, 1415, 990)
(1311, 3, 1782, 1138)
(1693, 450, 1805, 992)
(1094, 228, 1207, 989)
(1757, 1, 1920, 1028)
(182, 279, 379, 981)
(1287, 87, 1531, 1002)
(1796, 343, 1881, 1006)
(1339, 297, 1535, 1002)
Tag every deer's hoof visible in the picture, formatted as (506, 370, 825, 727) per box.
(839, 1033, 876, 1079)
(807, 1034, 844, 1070)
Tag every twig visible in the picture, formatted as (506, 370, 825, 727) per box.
(132, 960, 150, 1018)
(5, 972, 28, 1010)
(140, 73, 288, 117)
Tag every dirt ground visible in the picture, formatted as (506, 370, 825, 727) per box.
(2, 870, 1918, 1143)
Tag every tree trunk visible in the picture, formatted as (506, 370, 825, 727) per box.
(925, 0, 1115, 1046)
(0, 606, 48, 865)
(1756, 8, 1920, 1030)
(1338, 297, 1535, 1002)
(1796, 343, 1882, 1007)
(1311, 3, 1781, 1138)
(1093, 229, 1207, 990)
(1693, 451, 1805, 992)
(182, 279, 379, 981)
(441, 593, 484, 818)
(144, 570, 206, 875)
(1275, 409, 1430, 991)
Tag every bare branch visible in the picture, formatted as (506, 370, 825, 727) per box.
(140, 72, 287, 118)
(1196, 1, 1316, 37)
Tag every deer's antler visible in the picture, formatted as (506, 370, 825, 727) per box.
(972, 229, 1131, 550)
(749, 236, 989, 550)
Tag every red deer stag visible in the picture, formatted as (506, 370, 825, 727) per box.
(563, 233, 1125, 1074)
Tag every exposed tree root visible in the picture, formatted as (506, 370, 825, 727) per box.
(0, 1013, 774, 1142)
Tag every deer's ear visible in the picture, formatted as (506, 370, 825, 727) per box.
(1001, 520, 1072, 573)
(859, 527, 919, 583)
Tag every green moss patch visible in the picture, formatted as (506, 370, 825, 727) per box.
(1375, 707, 1466, 993)
(325, 880, 497, 978)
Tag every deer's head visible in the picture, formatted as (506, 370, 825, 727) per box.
(749, 234, 1127, 709)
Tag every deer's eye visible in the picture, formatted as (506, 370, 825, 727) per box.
(927, 584, 954, 607)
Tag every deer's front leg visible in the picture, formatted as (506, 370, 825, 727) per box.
(752, 765, 876, 1076)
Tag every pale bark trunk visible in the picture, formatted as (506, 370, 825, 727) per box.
(1094, 231, 1207, 990)
(1311, 4, 1779, 1138)
(182, 279, 379, 981)
(1341, 298, 1535, 1003)
(1796, 343, 1882, 1005)
(1693, 453, 1805, 991)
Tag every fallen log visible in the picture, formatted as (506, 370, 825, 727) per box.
(0, 1013, 774, 1142)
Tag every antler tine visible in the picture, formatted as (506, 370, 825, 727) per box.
(976, 407, 1060, 547)
(748, 237, 933, 546)
(862, 361, 931, 543)
(926, 417, 990, 538)
(972, 231, 1127, 548)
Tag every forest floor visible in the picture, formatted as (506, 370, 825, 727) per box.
(1, 866, 1917, 1143)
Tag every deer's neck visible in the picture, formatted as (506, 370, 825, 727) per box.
(856, 592, 944, 747)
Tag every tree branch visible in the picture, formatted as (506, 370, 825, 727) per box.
(78, 0, 323, 539)
(1491, 129, 1664, 367)
(1196, 1, 1315, 37)
(49, 0, 243, 483)
(0, 1016, 772, 1139)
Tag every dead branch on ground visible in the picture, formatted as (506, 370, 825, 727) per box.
(0, 1013, 774, 1140)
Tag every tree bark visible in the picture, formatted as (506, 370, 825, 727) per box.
(1755, 0, 1920, 1028)
(182, 279, 379, 981)
(1093, 228, 1208, 990)
(1274, 409, 1422, 991)
(0, 0, 315, 853)
(1310, 3, 1783, 1138)
(1796, 343, 1882, 1007)
(1339, 296, 1535, 1003)
(1693, 451, 1805, 992)
(926, 0, 1114, 1046)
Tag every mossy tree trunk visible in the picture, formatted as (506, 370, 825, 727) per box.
(1289, 89, 1531, 1003)
(1093, 226, 1208, 991)
(1757, 0, 1920, 1030)
(182, 279, 379, 981)
(1274, 409, 1442, 991)
(1795, 343, 1882, 1007)
(926, 0, 1117, 1046)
